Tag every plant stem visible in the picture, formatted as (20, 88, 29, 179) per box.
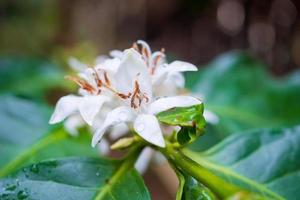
(160, 143, 240, 199)
(94, 144, 144, 200)
(0, 129, 67, 178)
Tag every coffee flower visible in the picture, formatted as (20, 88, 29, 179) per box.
(133, 40, 197, 97)
(91, 49, 201, 148)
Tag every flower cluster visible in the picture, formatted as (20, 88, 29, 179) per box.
(49, 40, 201, 148)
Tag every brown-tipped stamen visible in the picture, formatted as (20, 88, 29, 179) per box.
(130, 79, 149, 109)
(65, 75, 96, 94)
(132, 42, 139, 52)
(104, 71, 111, 86)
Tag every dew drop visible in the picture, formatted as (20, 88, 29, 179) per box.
(30, 164, 39, 173)
(5, 184, 16, 191)
(17, 190, 28, 200)
(1, 193, 9, 198)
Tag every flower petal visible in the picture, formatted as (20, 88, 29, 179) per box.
(97, 138, 110, 155)
(95, 57, 120, 74)
(49, 95, 81, 124)
(203, 109, 220, 125)
(167, 61, 197, 72)
(134, 114, 165, 147)
(64, 114, 85, 136)
(149, 96, 202, 115)
(91, 106, 135, 147)
(68, 57, 87, 72)
(135, 147, 154, 174)
(110, 123, 129, 140)
(115, 49, 152, 101)
(79, 95, 109, 126)
(109, 50, 123, 59)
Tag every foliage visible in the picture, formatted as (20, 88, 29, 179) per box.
(0, 157, 150, 200)
(185, 52, 300, 150)
(0, 95, 98, 178)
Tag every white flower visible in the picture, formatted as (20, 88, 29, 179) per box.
(91, 49, 202, 148)
(133, 40, 197, 97)
(49, 65, 114, 126)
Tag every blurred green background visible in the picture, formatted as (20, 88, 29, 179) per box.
(0, 0, 300, 199)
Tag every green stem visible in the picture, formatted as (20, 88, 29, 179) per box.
(0, 129, 67, 178)
(160, 144, 240, 199)
(94, 144, 144, 200)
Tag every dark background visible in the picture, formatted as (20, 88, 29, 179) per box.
(0, 0, 299, 74)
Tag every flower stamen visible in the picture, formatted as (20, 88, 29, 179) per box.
(65, 75, 96, 94)
(130, 80, 148, 109)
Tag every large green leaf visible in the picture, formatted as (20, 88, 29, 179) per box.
(0, 95, 97, 177)
(0, 57, 67, 98)
(0, 157, 150, 200)
(183, 126, 300, 200)
(185, 52, 300, 149)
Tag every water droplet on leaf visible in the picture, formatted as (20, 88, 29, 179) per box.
(30, 164, 39, 173)
(5, 184, 16, 191)
(17, 190, 28, 199)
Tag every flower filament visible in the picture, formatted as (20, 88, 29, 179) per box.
(66, 69, 148, 109)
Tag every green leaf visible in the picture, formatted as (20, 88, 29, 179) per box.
(185, 51, 300, 149)
(176, 171, 217, 200)
(183, 126, 300, 200)
(0, 57, 67, 98)
(0, 95, 98, 177)
(0, 157, 150, 200)
(226, 191, 266, 200)
(157, 104, 206, 145)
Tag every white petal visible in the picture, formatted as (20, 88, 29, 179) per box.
(97, 138, 110, 155)
(168, 72, 185, 88)
(135, 147, 154, 174)
(167, 61, 197, 72)
(64, 114, 85, 136)
(137, 40, 152, 55)
(79, 95, 109, 126)
(49, 95, 81, 124)
(95, 55, 108, 64)
(149, 96, 202, 115)
(91, 106, 135, 147)
(203, 110, 220, 125)
(151, 66, 168, 86)
(109, 123, 129, 140)
(68, 57, 87, 72)
(152, 62, 189, 86)
(109, 50, 123, 59)
(152, 151, 167, 165)
(115, 49, 152, 101)
(134, 114, 165, 147)
(95, 57, 120, 74)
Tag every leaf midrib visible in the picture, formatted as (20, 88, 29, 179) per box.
(182, 149, 284, 200)
(94, 146, 143, 200)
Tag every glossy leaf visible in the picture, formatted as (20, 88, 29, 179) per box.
(0, 157, 150, 200)
(0, 95, 97, 177)
(0, 57, 67, 98)
(185, 52, 300, 149)
(157, 104, 206, 145)
(183, 126, 300, 200)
